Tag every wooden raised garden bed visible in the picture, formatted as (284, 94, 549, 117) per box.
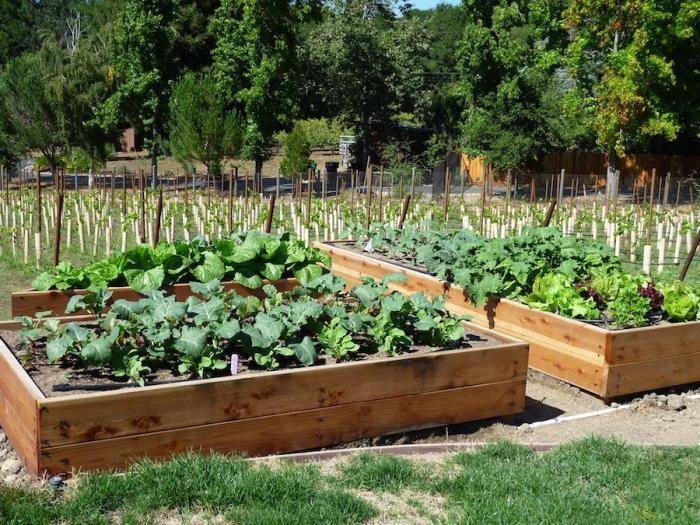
(10, 279, 301, 318)
(0, 320, 527, 477)
(316, 240, 700, 400)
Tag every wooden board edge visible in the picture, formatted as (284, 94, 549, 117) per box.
(0, 337, 44, 476)
(603, 350, 700, 398)
(38, 379, 526, 475)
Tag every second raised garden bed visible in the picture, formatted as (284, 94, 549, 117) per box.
(0, 319, 527, 477)
(11, 278, 300, 318)
(316, 240, 700, 399)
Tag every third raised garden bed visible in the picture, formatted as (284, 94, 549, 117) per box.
(316, 239, 700, 399)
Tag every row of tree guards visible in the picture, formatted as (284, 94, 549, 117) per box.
(0, 162, 699, 282)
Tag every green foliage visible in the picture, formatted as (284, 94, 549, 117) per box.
(607, 287, 651, 329)
(522, 273, 599, 320)
(32, 233, 331, 296)
(659, 282, 700, 322)
(280, 121, 311, 176)
(32, 273, 474, 384)
(212, 0, 310, 169)
(100, 0, 178, 167)
(358, 224, 700, 329)
(168, 71, 243, 174)
(562, 0, 698, 157)
(457, 0, 571, 170)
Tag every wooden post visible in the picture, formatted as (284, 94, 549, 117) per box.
(264, 193, 276, 233)
(276, 167, 280, 200)
(184, 169, 189, 209)
(557, 169, 565, 205)
(365, 164, 373, 230)
(377, 165, 384, 223)
(152, 185, 163, 247)
(233, 166, 238, 199)
(398, 194, 412, 229)
(350, 170, 356, 210)
(646, 169, 656, 246)
(443, 163, 451, 222)
(52, 191, 64, 266)
(542, 199, 557, 227)
(228, 170, 234, 232)
(679, 228, 700, 281)
(122, 167, 127, 215)
(478, 165, 487, 235)
(139, 170, 146, 244)
(306, 168, 313, 222)
(663, 172, 670, 206)
(35, 166, 42, 235)
(244, 170, 249, 212)
(410, 166, 416, 198)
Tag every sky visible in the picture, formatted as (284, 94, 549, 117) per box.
(409, 0, 460, 9)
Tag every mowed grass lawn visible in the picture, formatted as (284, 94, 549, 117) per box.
(1, 438, 698, 525)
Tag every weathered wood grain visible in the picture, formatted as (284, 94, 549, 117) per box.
(40, 379, 525, 474)
(39, 343, 527, 447)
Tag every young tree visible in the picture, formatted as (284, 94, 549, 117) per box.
(299, 0, 428, 167)
(212, 0, 315, 191)
(563, 0, 697, 171)
(280, 122, 311, 177)
(168, 72, 244, 176)
(457, 0, 569, 171)
(0, 42, 71, 178)
(100, 0, 177, 187)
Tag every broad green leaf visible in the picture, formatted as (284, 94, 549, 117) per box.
(125, 267, 165, 293)
(262, 262, 284, 281)
(47, 336, 72, 363)
(175, 326, 207, 358)
(293, 264, 323, 286)
(192, 252, 225, 283)
(80, 337, 113, 366)
(32, 272, 56, 291)
(291, 336, 316, 366)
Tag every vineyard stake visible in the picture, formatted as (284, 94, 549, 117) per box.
(52, 191, 64, 266)
(410, 166, 415, 198)
(365, 164, 373, 230)
(264, 193, 276, 233)
(378, 165, 384, 223)
(122, 167, 127, 214)
(228, 170, 234, 231)
(542, 199, 557, 227)
(646, 169, 656, 246)
(152, 185, 163, 247)
(443, 164, 451, 223)
(398, 194, 412, 229)
(478, 164, 487, 235)
(306, 168, 312, 222)
(679, 227, 700, 281)
(139, 170, 146, 244)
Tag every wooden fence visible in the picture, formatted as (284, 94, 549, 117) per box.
(460, 152, 700, 186)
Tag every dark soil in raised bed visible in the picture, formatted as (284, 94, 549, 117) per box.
(0, 325, 504, 398)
